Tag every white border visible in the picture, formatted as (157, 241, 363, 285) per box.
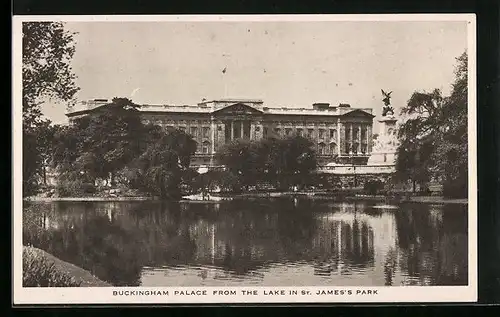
(12, 14, 477, 305)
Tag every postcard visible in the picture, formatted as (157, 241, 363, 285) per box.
(13, 14, 477, 304)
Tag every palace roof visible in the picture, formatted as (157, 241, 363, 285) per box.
(66, 98, 374, 118)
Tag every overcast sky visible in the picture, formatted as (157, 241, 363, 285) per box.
(40, 20, 468, 125)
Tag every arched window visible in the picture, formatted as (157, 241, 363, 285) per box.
(318, 142, 327, 155)
(388, 128, 394, 136)
(330, 129, 337, 140)
(202, 141, 211, 154)
(329, 142, 337, 155)
(194, 141, 200, 153)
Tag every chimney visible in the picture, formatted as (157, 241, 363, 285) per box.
(338, 103, 351, 108)
(312, 102, 330, 110)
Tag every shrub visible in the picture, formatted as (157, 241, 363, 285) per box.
(23, 247, 81, 287)
(364, 179, 384, 195)
(55, 171, 96, 197)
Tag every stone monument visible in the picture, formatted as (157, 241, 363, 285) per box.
(368, 90, 399, 165)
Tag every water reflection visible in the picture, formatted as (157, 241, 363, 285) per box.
(23, 199, 468, 286)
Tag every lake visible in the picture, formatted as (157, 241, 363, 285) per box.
(22, 198, 468, 287)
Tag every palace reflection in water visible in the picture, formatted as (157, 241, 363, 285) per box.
(23, 199, 467, 287)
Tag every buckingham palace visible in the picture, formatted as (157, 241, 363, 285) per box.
(67, 98, 380, 169)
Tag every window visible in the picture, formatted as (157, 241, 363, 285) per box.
(345, 143, 351, 153)
(275, 128, 281, 135)
(319, 129, 325, 139)
(352, 143, 359, 155)
(307, 129, 314, 138)
(179, 126, 186, 132)
(361, 126, 367, 141)
(330, 129, 337, 139)
(297, 128, 303, 136)
(190, 127, 198, 137)
(353, 128, 359, 140)
(361, 144, 367, 154)
(318, 143, 327, 155)
(263, 127, 268, 137)
(255, 126, 260, 132)
(329, 142, 337, 155)
(285, 128, 292, 136)
(202, 141, 210, 154)
(202, 127, 210, 138)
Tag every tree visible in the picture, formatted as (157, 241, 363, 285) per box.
(433, 52, 468, 197)
(131, 130, 197, 199)
(54, 98, 145, 185)
(216, 135, 317, 191)
(22, 22, 79, 127)
(273, 136, 317, 189)
(22, 22, 79, 195)
(216, 139, 261, 190)
(395, 52, 468, 197)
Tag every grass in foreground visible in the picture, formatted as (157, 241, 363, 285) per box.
(23, 247, 81, 287)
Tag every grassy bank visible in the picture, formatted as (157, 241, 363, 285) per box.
(23, 246, 110, 287)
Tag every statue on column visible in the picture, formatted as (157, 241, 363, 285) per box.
(381, 89, 394, 117)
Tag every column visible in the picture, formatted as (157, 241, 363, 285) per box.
(340, 122, 346, 155)
(240, 121, 244, 139)
(337, 119, 341, 156)
(211, 119, 216, 155)
(349, 124, 353, 154)
(358, 124, 362, 155)
(230, 121, 234, 140)
(367, 125, 373, 154)
(250, 122, 255, 140)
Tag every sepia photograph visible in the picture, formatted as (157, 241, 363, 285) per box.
(13, 14, 476, 304)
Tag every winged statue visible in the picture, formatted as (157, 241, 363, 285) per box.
(381, 89, 394, 116)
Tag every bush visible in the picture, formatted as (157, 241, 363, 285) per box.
(364, 179, 384, 195)
(23, 247, 81, 287)
(56, 171, 96, 197)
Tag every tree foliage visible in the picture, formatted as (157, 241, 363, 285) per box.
(22, 22, 79, 127)
(216, 135, 317, 190)
(396, 52, 468, 197)
(129, 130, 197, 199)
(51, 98, 197, 199)
(22, 22, 79, 195)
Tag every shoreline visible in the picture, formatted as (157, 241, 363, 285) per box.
(24, 196, 158, 202)
(24, 193, 468, 205)
(23, 246, 111, 287)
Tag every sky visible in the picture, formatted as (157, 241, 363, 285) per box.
(40, 19, 468, 125)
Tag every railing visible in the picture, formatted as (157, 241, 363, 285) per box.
(190, 163, 395, 175)
(316, 164, 395, 175)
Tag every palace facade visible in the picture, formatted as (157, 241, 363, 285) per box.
(67, 98, 376, 168)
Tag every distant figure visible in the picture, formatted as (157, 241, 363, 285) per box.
(381, 89, 394, 116)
